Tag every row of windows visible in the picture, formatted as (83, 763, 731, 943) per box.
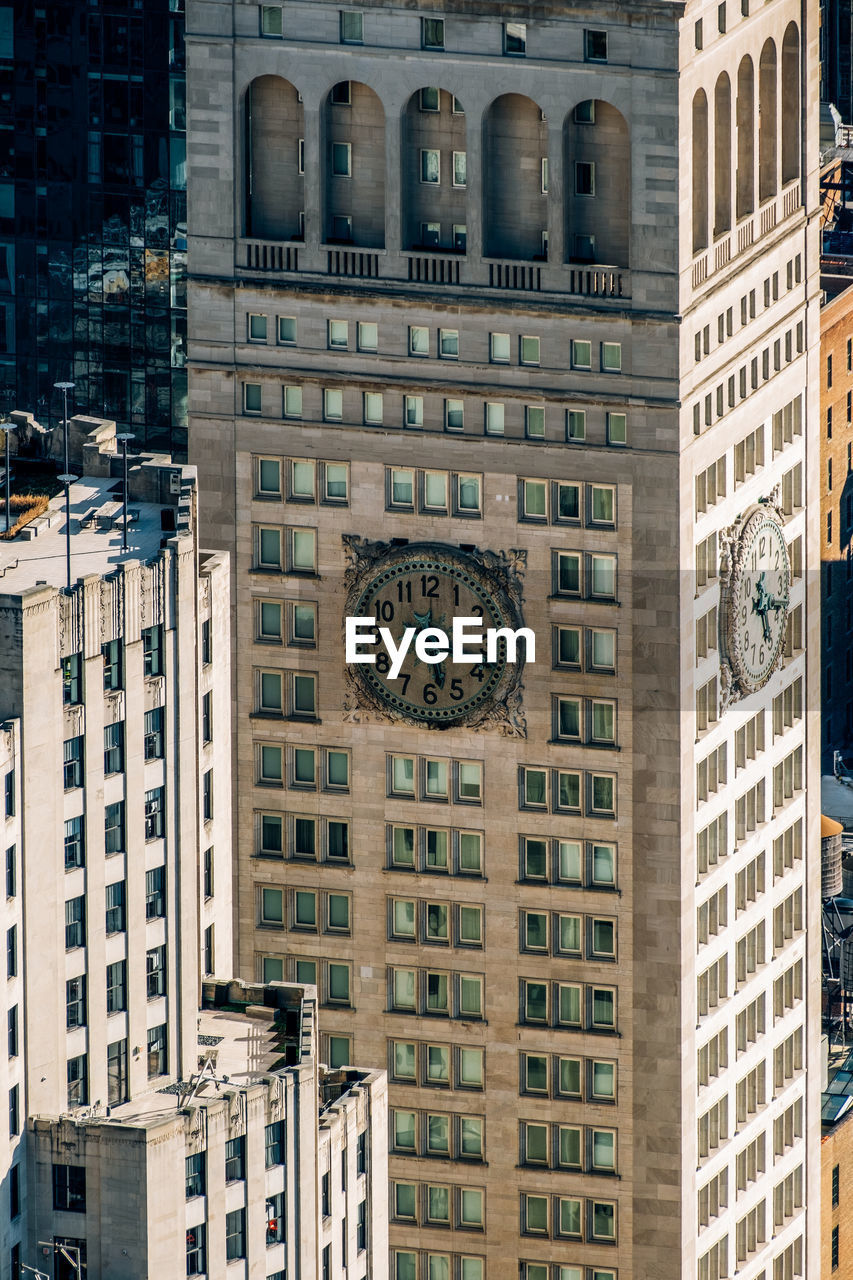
(66, 1035, 150, 1109)
(392, 1180, 485, 1230)
(519, 1121, 616, 1174)
(63, 872, 165, 946)
(518, 766, 618, 818)
(391, 1108, 484, 1161)
(393, 1256, 616, 1280)
(252, 599, 618, 679)
(694, 399, 803, 519)
(258, 9, 611, 62)
(66, 949, 167, 1029)
(250, 313, 624, 374)
(255, 941, 353, 1006)
(519, 911, 616, 959)
(62, 790, 166, 866)
(60, 625, 165, 704)
(692, 325, 805, 434)
(693, 264, 803, 367)
(242, 382, 629, 444)
(63, 708, 165, 787)
(519, 1194, 617, 1242)
(520, 980, 616, 1031)
(386, 1041, 617, 1103)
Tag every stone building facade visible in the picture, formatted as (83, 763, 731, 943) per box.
(26, 978, 388, 1280)
(0, 417, 233, 1275)
(187, 1, 821, 1276)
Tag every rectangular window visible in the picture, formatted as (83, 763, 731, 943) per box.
(571, 340, 591, 370)
(147, 945, 166, 998)
(53, 1164, 86, 1214)
(446, 399, 464, 430)
(186, 1152, 205, 1200)
(567, 409, 586, 441)
(106, 960, 127, 1014)
(584, 29, 608, 61)
(485, 402, 504, 435)
(261, 6, 283, 36)
(490, 332, 511, 363)
(64, 816, 85, 871)
(504, 21, 526, 54)
(340, 10, 364, 42)
(248, 312, 268, 342)
(144, 786, 165, 839)
(520, 335, 540, 366)
(66, 975, 86, 1029)
(256, 526, 283, 571)
(104, 720, 125, 775)
(102, 638, 123, 691)
(144, 706, 164, 760)
(607, 413, 627, 445)
(105, 880, 126, 934)
(146, 865, 165, 919)
(332, 142, 352, 177)
(525, 406, 545, 439)
(409, 325, 430, 356)
(62, 654, 82, 705)
(64, 899, 84, 951)
(67, 1055, 88, 1108)
(142, 625, 164, 677)
(421, 149, 440, 184)
(284, 385, 303, 417)
(453, 151, 467, 188)
(405, 396, 424, 427)
(244, 382, 262, 414)
(422, 16, 444, 47)
(147, 1023, 167, 1078)
(107, 1038, 128, 1106)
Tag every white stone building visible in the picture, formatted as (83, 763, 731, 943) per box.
(27, 978, 388, 1280)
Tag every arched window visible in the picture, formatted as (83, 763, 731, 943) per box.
(323, 81, 385, 248)
(736, 56, 755, 220)
(758, 40, 778, 203)
(693, 90, 709, 254)
(483, 94, 548, 261)
(245, 76, 304, 240)
(781, 24, 800, 185)
(402, 88, 467, 253)
(564, 99, 630, 267)
(714, 74, 732, 236)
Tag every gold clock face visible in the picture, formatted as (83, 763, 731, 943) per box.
(725, 510, 790, 692)
(348, 544, 523, 728)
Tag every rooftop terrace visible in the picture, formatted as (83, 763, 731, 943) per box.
(0, 473, 185, 597)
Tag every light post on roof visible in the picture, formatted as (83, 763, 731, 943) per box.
(53, 381, 74, 477)
(58, 473, 77, 593)
(0, 421, 14, 534)
(116, 433, 134, 551)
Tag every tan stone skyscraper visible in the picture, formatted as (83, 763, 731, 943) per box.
(187, 0, 821, 1275)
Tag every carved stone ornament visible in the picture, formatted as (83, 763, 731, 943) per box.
(342, 536, 528, 736)
(718, 494, 790, 709)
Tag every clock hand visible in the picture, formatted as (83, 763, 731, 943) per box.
(764, 592, 788, 612)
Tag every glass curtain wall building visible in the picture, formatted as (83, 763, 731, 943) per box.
(2, 1, 187, 453)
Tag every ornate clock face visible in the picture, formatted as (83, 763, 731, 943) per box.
(724, 508, 790, 693)
(345, 541, 526, 729)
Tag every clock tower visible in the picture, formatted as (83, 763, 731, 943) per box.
(187, 0, 820, 1275)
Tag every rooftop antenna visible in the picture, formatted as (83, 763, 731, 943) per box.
(54, 382, 76, 592)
